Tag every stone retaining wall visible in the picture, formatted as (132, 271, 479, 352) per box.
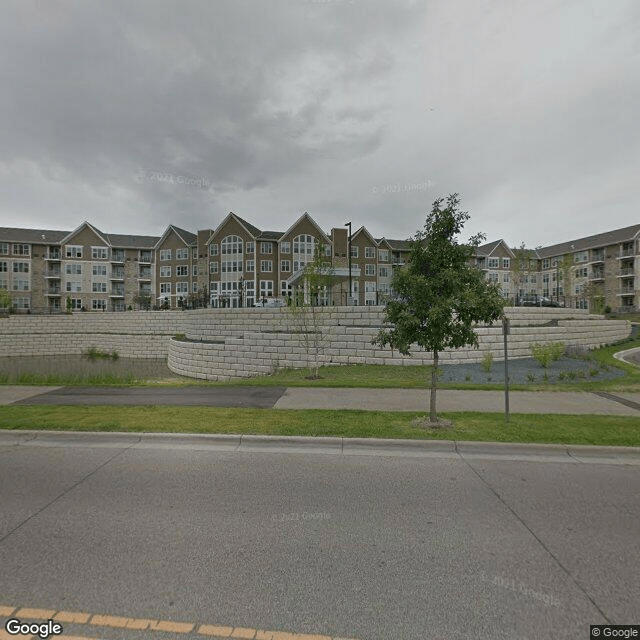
(0, 308, 631, 377)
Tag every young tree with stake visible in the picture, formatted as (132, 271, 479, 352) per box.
(373, 194, 505, 423)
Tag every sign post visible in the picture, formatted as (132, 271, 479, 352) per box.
(502, 315, 510, 423)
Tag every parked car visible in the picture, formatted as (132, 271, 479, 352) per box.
(253, 299, 285, 308)
(515, 294, 562, 307)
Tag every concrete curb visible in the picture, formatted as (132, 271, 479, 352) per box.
(2, 430, 640, 464)
(613, 346, 640, 368)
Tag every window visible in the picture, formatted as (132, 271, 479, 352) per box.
(91, 247, 108, 260)
(543, 274, 550, 284)
(176, 282, 188, 293)
(530, 275, 536, 284)
(192, 248, 198, 259)
(350, 246, 359, 259)
(193, 282, 198, 292)
(365, 282, 376, 292)
(12, 279, 29, 291)
(92, 299, 107, 311)
(245, 260, 254, 273)
(0, 243, 8, 255)
(160, 283, 171, 294)
(70, 298, 82, 310)
(13, 262, 29, 273)
(221, 260, 242, 273)
(281, 260, 291, 272)
(112, 249, 125, 261)
(66, 281, 81, 292)
(379, 266, 389, 278)
(176, 248, 189, 260)
(65, 264, 82, 275)
(379, 283, 390, 294)
(246, 242, 255, 254)
(92, 265, 107, 276)
(281, 242, 291, 254)
(502, 258, 510, 269)
(365, 264, 375, 276)
(293, 260, 307, 272)
(13, 297, 30, 309)
(260, 260, 272, 273)
(488, 272, 498, 283)
(260, 241, 273, 254)
(365, 246, 376, 258)
(176, 265, 189, 276)
(12, 244, 30, 255)
(209, 244, 219, 257)
(92, 282, 107, 293)
(193, 265, 198, 277)
(576, 267, 588, 278)
(378, 249, 389, 262)
(209, 262, 218, 274)
(222, 235, 243, 255)
(0, 262, 6, 272)
(209, 282, 218, 294)
(488, 257, 499, 269)
(574, 251, 588, 263)
(259, 280, 273, 298)
(324, 245, 332, 257)
(66, 245, 82, 258)
(542, 259, 550, 269)
(160, 249, 172, 261)
(503, 273, 510, 283)
(160, 266, 171, 277)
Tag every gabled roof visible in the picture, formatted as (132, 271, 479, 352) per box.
(279, 212, 330, 243)
(351, 226, 378, 244)
(208, 212, 262, 243)
(375, 238, 394, 250)
(475, 239, 515, 258)
(155, 224, 196, 249)
(385, 239, 412, 251)
(106, 233, 159, 249)
(60, 221, 110, 246)
(536, 224, 640, 259)
(0, 227, 70, 243)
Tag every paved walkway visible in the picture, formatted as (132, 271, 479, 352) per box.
(2, 384, 640, 415)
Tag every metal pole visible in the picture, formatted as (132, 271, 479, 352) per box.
(345, 221, 352, 305)
(503, 315, 510, 422)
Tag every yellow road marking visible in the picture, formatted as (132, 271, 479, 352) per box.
(198, 624, 234, 636)
(0, 605, 358, 640)
(54, 612, 91, 625)
(14, 609, 56, 619)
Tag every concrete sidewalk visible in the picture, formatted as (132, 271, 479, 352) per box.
(1, 384, 640, 415)
(274, 387, 640, 415)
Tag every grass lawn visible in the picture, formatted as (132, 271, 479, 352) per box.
(1, 405, 640, 447)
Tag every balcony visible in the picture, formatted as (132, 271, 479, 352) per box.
(140, 286, 152, 295)
(618, 268, 635, 277)
(45, 269, 61, 278)
(139, 252, 152, 264)
(619, 248, 635, 258)
(111, 252, 125, 263)
(589, 270, 605, 281)
(110, 288, 125, 297)
(139, 268, 152, 279)
(110, 269, 125, 280)
(46, 287, 61, 295)
(45, 251, 61, 260)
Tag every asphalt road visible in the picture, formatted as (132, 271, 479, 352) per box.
(1, 434, 639, 640)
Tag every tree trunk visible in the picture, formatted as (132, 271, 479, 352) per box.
(430, 349, 438, 422)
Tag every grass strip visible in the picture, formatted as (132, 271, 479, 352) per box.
(1, 406, 640, 447)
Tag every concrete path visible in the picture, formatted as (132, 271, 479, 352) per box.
(2, 384, 640, 415)
(275, 387, 640, 415)
(614, 345, 640, 368)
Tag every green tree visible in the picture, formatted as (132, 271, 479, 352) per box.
(0, 288, 11, 311)
(511, 242, 533, 302)
(373, 194, 505, 423)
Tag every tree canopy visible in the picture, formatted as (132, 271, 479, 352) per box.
(374, 194, 505, 422)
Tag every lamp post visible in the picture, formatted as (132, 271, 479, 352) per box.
(345, 221, 352, 305)
(238, 276, 244, 308)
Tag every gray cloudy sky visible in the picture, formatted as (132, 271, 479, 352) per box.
(2, 0, 638, 247)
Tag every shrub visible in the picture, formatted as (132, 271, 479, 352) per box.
(174, 333, 187, 341)
(84, 347, 119, 361)
(557, 371, 567, 381)
(604, 305, 611, 314)
(481, 351, 493, 373)
(530, 342, 565, 368)
(589, 368, 599, 377)
(526, 373, 535, 383)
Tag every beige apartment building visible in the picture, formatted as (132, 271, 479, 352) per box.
(0, 216, 638, 313)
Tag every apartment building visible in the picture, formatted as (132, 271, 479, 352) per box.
(1, 216, 638, 313)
